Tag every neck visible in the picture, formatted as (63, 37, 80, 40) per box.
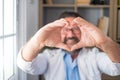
(64, 48, 82, 61)
(70, 48, 82, 61)
(71, 52, 79, 61)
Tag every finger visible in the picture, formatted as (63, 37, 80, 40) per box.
(71, 41, 85, 51)
(73, 17, 101, 37)
(36, 19, 67, 35)
(73, 17, 94, 29)
(73, 17, 88, 24)
(46, 18, 68, 28)
(54, 18, 68, 24)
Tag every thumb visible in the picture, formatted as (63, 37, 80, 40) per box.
(46, 18, 68, 28)
(55, 43, 71, 51)
(71, 42, 85, 51)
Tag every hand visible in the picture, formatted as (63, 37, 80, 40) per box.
(32, 19, 71, 51)
(71, 17, 108, 51)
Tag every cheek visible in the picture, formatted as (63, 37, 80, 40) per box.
(75, 33, 81, 40)
(61, 32, 66, 42)
(76, 29, 81, 40)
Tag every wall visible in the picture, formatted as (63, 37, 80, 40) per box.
(26, 0, 39, 40)
(27, 0, 39, 79)
(18, 0, 39, 80)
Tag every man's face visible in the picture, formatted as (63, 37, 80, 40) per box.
(61, 17, 81, 48)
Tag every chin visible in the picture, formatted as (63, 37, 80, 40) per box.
(67, 43, 74, 48)
(67, 42, 77, 47)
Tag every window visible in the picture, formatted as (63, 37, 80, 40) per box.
(0, 0, 17, 80)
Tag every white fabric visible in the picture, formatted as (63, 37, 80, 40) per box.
(17, 47, 120, 80)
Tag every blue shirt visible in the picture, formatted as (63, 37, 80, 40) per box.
(62, 51, 80, 80)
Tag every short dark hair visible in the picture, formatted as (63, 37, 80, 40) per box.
(59, 11, 81, 18)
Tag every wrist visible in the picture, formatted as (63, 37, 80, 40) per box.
(96, 37, 112, 50)
(21, 38, 45, 61)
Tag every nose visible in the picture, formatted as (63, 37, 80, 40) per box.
(66, 29, 75, 37)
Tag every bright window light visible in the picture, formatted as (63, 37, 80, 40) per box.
(0, 39, 3, 80)
(0, 0, 3, 36)
(4, 0, 14, 35)
(0, 0, 17, 80)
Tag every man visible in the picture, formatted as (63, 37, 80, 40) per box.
(17, 11, 120, 80)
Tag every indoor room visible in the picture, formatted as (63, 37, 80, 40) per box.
(0, 0, 120, 80)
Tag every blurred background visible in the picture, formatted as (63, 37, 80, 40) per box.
(0, 0, 120, 80)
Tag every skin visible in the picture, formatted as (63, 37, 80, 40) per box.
(21, 17, 120, 62)
(61, 17, 82, 59)
(61, 17, 81, 48)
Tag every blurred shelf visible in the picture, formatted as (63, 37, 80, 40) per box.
(43, 4, 110, 8)
(118, 5, 120, 8)
(77, 4, 110, 8)
(43, 4, 74, 7)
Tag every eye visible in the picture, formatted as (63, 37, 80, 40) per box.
(63, 28, 69, 32)
(72, 26, 79, 31)
(62, 26, 80, 33)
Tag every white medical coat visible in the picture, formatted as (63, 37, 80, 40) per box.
(17, 47, 120, 80)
